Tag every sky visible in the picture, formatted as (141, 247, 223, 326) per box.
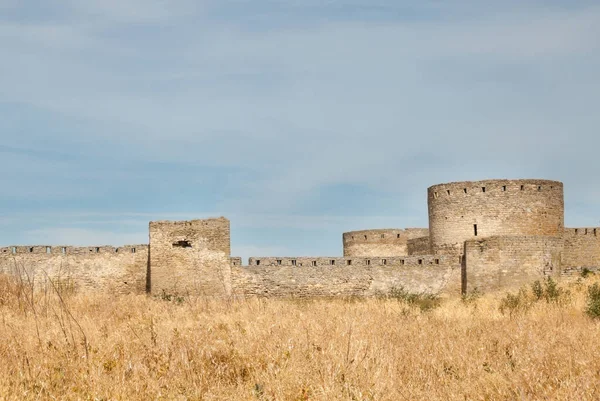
(1, 0, 599, 260)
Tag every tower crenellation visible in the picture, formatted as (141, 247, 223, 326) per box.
(1, 178, 598, 297)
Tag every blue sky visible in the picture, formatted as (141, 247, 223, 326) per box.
(1, 0, 599, 260)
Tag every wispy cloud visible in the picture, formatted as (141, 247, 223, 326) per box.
(1, 0, 599, 256)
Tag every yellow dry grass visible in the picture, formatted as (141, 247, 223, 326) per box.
(1, 275, 599, 400)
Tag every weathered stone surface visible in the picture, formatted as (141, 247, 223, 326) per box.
(562, 228, 600, 269)
(428, 179, 564, 256)
(407, 236, 431, 256)
(2, 178, 599, 298)
(343, 229, 429, 257)
(149, 218, 231, 297)
(233, 258, 453, 298)
(464, 236, 563, 293)
(0, 245, 148, 294)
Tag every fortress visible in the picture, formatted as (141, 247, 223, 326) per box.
(1, 179, 599, 297)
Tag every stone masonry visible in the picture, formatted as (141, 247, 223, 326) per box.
(1, 179, 599, 297)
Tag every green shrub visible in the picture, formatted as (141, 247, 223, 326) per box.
(461, 287, 481, 306)
(581, 268, 595, 278)
(388, 286, 440, 312)
(530, 277, 570, 304)
(585, 283, 600, 319)
(531, 280, 544, 301)
(499, 288, 532, 317)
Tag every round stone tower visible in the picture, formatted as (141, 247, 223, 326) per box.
(343, 228, 429, 257)
(428, 179, 564, 255)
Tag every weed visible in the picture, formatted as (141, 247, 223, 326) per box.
(585, 283, 600, 319)
(499, 288, 532, 317)
(387, 286, 440, 312)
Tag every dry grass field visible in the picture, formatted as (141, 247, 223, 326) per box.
(1, 274, 600, 401)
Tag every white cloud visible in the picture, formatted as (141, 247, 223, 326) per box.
(1, 1, 600, 254)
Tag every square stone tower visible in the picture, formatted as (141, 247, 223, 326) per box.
(149, 217, 231, 297)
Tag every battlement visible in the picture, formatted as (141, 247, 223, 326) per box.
(428, 179, 564, 255)
(1, 178, 597, 298)
(342, 228, 429, 257)
(247, 255, 448, 268)
(0, 245, 146, 255)
(428, 179, 563, 200)
(564, 228, 600, 237)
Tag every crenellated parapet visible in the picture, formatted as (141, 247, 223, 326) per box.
(428, 179, 564, 256)
(247, 255, 447, 268)
(342, 228, 429, 257)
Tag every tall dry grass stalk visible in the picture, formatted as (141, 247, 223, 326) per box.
(1, 273, 600, 400)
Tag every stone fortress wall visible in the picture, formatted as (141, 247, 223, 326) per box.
(428, 180, 564, 256)
(1, 178, 599, 297)
(342, 228, 430, 257)
(149, 218, 231, 297)
(0, 244, 148, 294)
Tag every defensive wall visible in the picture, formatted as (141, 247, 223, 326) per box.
(233, 256, 454, 298)
(342, 228, 429, 257)
(1, 178, 599, 298)
(428, 179, 564, 256)
(0, 244, 148, 294)
(463, 236, 563, 293)
(407, 236, 431, 256)
(149, 218, 231, 297)
(560, 227, 600, 275)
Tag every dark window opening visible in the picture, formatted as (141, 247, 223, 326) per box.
(132, 248, 136, 253)
(463, 188, 467, 194)
(347, 260, 352, 266)
(115, 248, 119, 253)
(551, 186, 554, 189)
(172, 240, 192, 248)
(575, 229, 579, 234)
(482, 187, 486, 193)
(435, 259, 440, 265)
(520, 185, 524, 190)
(256, 260, 260, 266)
(397, 234, 400, 239)
(277, 259, 282, 265)
(292, 259, 297, 266)
(400, 259, 405, 265)
(447, 190, 451, 195)
(501, 185, 506, 192)
(29, 247, 34, 253)
(538, 186, 542, 191)
(366, 259, 371, 265)
(46, 246, 51, 254)
(330, 260, 335, 265)
(312, 261, 317, 267)
(382, 259, 387, 265)
(434, 192, 439, 199)
(418, 259, 423, 265)
(474, 224, 478, 236)
(364, 235, 367, 240)
(95, 247, 100, 253)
